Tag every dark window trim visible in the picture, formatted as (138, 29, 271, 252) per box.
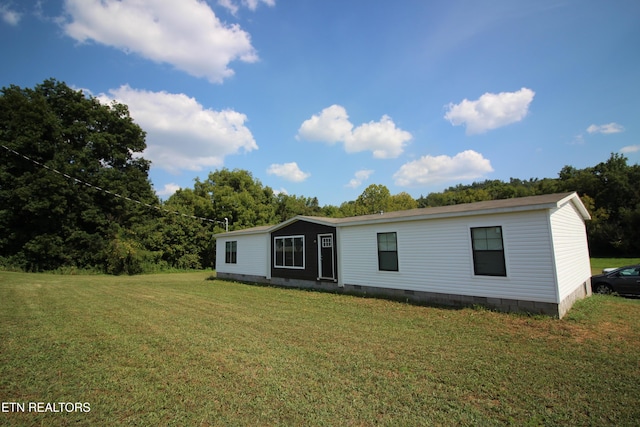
(377, 232, 398, 272)
(471, 226, 506, 277)
(225, 241, 237, 264)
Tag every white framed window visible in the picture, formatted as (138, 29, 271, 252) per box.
(274, 235, 305, 269)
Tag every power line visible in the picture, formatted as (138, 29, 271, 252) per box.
(1, 143, 229, 231)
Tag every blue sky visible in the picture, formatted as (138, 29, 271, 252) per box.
(1, 0, 638, 206)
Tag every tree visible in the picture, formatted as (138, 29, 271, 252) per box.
(193, 168, 277, 231)
(145, 188, 216, 270)
(274, 194, 323, 222)
(388, 192, 417, 211)
(354, 184, 391, 215)
(0, 79, 157, 271)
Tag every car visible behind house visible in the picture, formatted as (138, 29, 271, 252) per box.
(591, 265, 640, 296)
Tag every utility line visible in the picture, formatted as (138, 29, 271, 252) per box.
(1, 143, 229, 231)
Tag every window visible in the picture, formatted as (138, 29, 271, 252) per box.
(377, 232, 398, 271)
(274, 236, 305, 268)
(225, 241, 237, 264)
(471, 227, 506, 276)
(618, 267, 640, 277)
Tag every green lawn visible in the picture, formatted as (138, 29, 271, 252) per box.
(590, 257, 640, 275)
(1, 271, 639, 426)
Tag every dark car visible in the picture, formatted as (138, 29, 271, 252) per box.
(591, 264, 640, 296)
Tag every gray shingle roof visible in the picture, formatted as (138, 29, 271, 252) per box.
(216, 192, 588, 236)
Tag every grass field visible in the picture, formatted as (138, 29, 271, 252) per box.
(1, 270, 639, 426)
(590, 257, 640, 275)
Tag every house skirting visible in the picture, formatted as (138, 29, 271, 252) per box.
(215, 272, 589, 318)
(557, 278, 591, 318)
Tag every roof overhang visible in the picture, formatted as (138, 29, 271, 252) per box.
(214, 192, 590, 237)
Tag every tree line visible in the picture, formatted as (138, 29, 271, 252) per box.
(1, 80, 638, 273)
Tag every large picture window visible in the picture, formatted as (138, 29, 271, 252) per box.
(225, 241, 237, 264)
(377, 232, 398, 271)
(274, 236, 305, 269)
(471, 227, 506, 276)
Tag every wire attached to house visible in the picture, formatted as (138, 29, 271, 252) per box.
(1, 143, 229, 230)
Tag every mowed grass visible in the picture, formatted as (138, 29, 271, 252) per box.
(591, 257, 640, 275)
(1, 272, 639, 426)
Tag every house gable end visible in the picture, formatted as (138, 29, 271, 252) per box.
(270, 219, 338, 282)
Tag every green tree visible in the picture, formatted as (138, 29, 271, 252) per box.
(159, 188, 217, 269)
(354, 184, 391, 215)
(274, 194, 323, 222)
(0, 79, 157, 271)
(388, 192, 417, 211)
(193, 168, 277, 231)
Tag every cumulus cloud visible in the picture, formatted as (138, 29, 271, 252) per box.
(620, 145, 640, 154)
(297, 104, 353, 144)
(218, 0, 275, 15)
(444, 88, 535, 135)
(297, 105, 412, 158)
(346, 169, 374, 188)
(393, 150, 493, 187)
(61, 0, 257, 84)
(97, 85, 257, 173)
(586, 123, 624, 134)
(0, 5, 21, 25)
(156, 183, 181, 198)
(267, 162, 310, 182)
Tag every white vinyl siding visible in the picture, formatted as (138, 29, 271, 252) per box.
(215, 234, 269, 277)
(340, 211, 558, 303)
(549, 202, 591, 301)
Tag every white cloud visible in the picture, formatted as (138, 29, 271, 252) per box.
(444, 88, 535, 135)
(267, 162, 310, 182)
(98, 85, 257, 173)
(243, 0, 276, 10)
(348, 115, 412, 159)
(297, 104, 353, 144)
(0, 5, 21, 25)
(393, 150, 493, 187)
(61, 0, 257, 84)
(217, 0, 240, 15)
(156, 183, 181, 198)
(297, 105, 412, 158)
(218, 0, 275, 14)
(346, 169, 374, 188)
(620, 145, 640, 154)
(586, 123, 624, 134)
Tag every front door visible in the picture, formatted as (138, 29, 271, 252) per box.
(318, 234, 335, 280)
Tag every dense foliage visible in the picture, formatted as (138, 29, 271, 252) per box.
(1, 80, 638, 273)
(0, 79, 158, 273)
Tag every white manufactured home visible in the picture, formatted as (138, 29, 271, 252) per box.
(215, 192, 592, 318)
